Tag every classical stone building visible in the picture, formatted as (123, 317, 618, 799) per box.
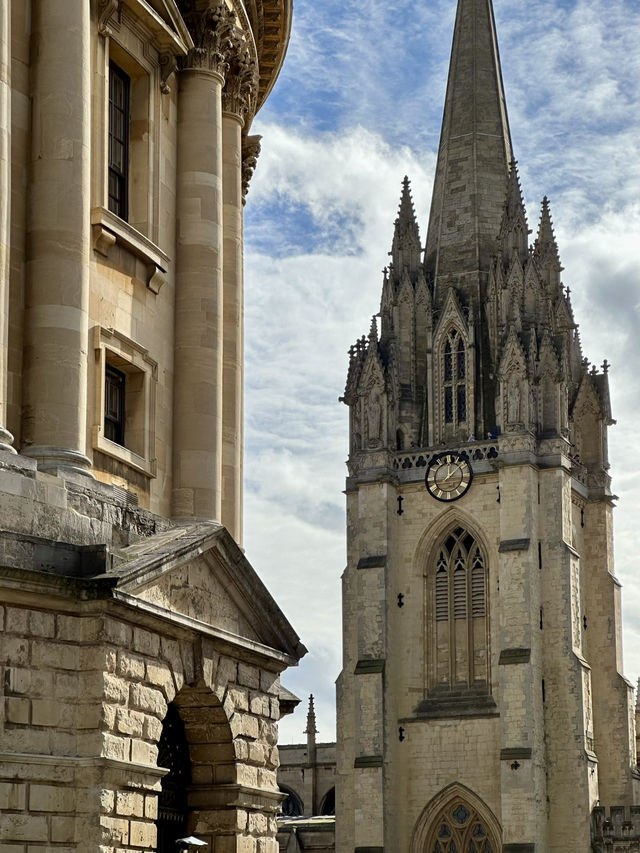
(0, 1, 306, 851)
(337, 0, 640, 851)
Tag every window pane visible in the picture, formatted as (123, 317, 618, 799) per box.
(108, 63, 130, 219)
(457, 340, 465, 379)
(445, 387, 453, 423)
(444, 340, 452, 381)
(457, 385, 466, 422)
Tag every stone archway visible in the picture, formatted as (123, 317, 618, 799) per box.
(156, 683, 236, 849)
(410, 783, 501, 853)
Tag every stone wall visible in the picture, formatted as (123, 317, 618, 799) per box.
(0, 599, 284, 852)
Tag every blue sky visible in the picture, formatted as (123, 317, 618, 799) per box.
(242, 0, 640, 743)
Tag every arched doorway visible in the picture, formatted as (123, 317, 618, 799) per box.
(156, 702, 191, 853)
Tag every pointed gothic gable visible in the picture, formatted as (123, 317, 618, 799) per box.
(498, 327, 526, 379)
(113, 524, 306, 661)
(554, 291, 575, 331)
(572, 372, 603, 421)
(538, 332, 560, 378)
(433, 286, 468, 344)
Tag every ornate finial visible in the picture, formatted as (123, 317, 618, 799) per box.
(304, 694, 318, 735)
(241, 134, 262, 204)
(602, 359, 610, 374)
(369, 315, 378, 343)
(590, 364, 597, 376)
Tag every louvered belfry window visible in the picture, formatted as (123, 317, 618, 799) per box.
(442, 329, 467, 428)
(433, 527, 488, 689)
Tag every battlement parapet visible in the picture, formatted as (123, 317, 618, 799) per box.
(592, 806, 640, 851)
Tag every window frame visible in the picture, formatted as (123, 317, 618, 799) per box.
(92, 326, 158, 478)
(108, 61, 131, 221)
(427, 526, 490, 694)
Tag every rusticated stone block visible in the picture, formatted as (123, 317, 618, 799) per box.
(117, 652, 145, 680)
(132, 627, 159, 657)
(100, 816, 129, 845)
(0, 637, 28, 666)
(5, 696, 30, 724)
(115, 790, 144, 817)
(129, 819, 156, 848)
(115, 707, 144, 737)
(129, 683, 166, 718)
(0, 782, 26, 810)
(29, 783, 75, 812)
(238, 663, 260, 689)
(0, 814, 48, 842)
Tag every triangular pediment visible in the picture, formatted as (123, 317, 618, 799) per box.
(121, 0, 193, 54)
(112, 524, 305, 662)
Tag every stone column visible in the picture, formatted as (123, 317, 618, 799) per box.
(172, 4, 235, 520)
(0, 0, 15, 453)
(220, 46, 256, 544)
(21, 0, 91, 475)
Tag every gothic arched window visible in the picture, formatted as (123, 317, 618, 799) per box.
(426, 799, 497, 852)
(442, 329, 467, 430)
(279, 786, 304, 817)
(430, 527, 488, 691)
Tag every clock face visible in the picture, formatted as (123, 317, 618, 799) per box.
(425, 452, 473, 502)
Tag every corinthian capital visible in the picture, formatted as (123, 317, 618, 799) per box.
(181, 1, 237, 77)
(222, 43, 258, 119)
(241, 134, 262, 204)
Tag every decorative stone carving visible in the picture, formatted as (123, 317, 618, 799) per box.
(181, 1, 237, 77)
(159, 53, 178, 94)
(241, 134, 262, 203)
(367, 390, 382, 446)
(222, 47, 258, 119)
(98, 0, 120, 37)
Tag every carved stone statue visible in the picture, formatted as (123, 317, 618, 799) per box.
(507, 376, 521, 424)
(367, 390, 382, 445)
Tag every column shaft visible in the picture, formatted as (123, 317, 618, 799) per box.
(0, 0, 14, 452)
(22, 0, 91, 474)
(172, 68, 224, 521)
(221, 113, 243, 542)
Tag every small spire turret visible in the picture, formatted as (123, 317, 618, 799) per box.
(391, 176, 421, 276)
(498, 161, 529, 265)
(534, 197, 562, 290)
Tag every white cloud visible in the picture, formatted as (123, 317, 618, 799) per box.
(244, 0, 640, 743)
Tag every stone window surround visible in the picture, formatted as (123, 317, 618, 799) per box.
(92, 0, 189, 290)
(92, 325, 158, 478)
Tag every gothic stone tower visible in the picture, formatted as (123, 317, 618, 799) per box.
(336, 1, 640, 851)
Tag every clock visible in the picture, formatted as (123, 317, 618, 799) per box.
(425, 451, 473, 502)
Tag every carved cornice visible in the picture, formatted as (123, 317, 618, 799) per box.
(180, 1, 237, 77)
(222, 42, 259, 119)
(241, 134, 261, 204)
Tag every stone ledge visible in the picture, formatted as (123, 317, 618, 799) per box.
(498, 538, 530, 552)
(355, 848, 384, 853)
(91, 207, 169, 293)
(499, 648, 531, 665)
(357, 556, 386, 570)
(503, 846, 535, 852)
(354, 659, 385, 675)
(354, 756, 382, 768)
(500, 748, 532, 760)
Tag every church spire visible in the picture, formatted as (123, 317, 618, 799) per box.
(425, 0, 513, 304)
(534, 196, 562, 290)
(391, 176, 421, 275)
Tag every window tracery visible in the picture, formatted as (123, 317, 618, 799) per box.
(426, 799, 496, 852)
(442, 329, 467, 432)
(430, 527, 488, 690)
